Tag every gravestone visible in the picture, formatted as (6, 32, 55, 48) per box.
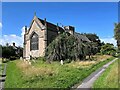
(28, 61, 31, 65)
(20, 57, 23, 60)
(60, 60, 63, 65)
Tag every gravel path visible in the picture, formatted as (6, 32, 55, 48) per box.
(77, 58, 118, 89)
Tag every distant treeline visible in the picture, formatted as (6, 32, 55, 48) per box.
(0, 44, 23, 60)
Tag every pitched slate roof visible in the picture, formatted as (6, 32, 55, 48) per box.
(38, 18, 64, 33)
(74, 32, 91, 42)
(38, 18, 90, 42)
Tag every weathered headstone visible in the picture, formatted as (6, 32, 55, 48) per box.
(60, 60, 63, 65)
(28, 61, 31, 65)
(20, 57, 23, 60)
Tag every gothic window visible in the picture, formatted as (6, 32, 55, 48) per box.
(30, 32, 39, 50)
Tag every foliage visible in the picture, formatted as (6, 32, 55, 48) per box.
(45, 32, 103, 62)
(2, 45, 17, 59)
(45, 32, 96, 62)
(93, 59, 118, 88)
(17, 46, 23, 58)
(114, 23, 120, 50)
(100, 43, 116, 56)
(84, 42, 99, 58)
(81, 33, 104, 53)
(2, 44, 23, 60)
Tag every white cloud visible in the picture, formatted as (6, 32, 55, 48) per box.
(21, 26, 29, 40)
(0, 34, 23, 46)
(100, 38, 117, 46)
(0, 22, 2, 29)
(0, 22, 2, 27)
(0, 26, 29, 47)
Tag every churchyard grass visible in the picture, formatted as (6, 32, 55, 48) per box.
(92, 58, 119, 88)
(4, 55, 115, 88)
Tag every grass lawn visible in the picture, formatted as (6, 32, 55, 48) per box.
(92, 58, 119, 88)
(5, 55, 115, 88)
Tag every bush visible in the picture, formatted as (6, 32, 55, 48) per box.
(2, 44, 23, 60)
(100, 43, 116, 56)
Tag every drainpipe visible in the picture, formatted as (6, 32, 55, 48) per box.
(23, 26, 27, 59)
(44, 18, 47, 49)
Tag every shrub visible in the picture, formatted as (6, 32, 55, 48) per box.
(100, 43, 116, 56)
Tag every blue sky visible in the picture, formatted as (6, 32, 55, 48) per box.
(1, 2, 118, 46)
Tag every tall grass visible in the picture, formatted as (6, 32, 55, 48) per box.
(5, 56, 115, 88)
(93, 59, 118, 88)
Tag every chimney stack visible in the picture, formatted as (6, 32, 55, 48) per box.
(34, 12, 36, 16)
(13, 42, 15, 47)
(57, 23, 60, 34)
(44, 18, 47, 27)
(57, 23, 59, 29)
(25, 26, 27, 33)
(44, 18, 47, 48)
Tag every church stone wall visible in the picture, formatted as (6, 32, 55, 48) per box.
(24, 21, 46, 59)
(24, 16, 73, 59)
(25, 40, 30, 59)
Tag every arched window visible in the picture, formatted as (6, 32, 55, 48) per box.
(30, 32, 39, 50)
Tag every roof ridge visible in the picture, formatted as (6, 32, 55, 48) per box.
(38, 18, 64, 29)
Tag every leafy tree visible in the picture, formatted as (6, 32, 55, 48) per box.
(100, 43, 116, 56)
(45, 32, 97, 62)
(2, 43, 23, 60)
(2, 45, 16, 59)
(81, 33, 103, 53)
(114, 23, 120, 51)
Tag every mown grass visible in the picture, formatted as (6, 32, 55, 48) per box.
(5, 56, 115, 88)
(4, 61, 23, 87)
(93, 58, 119, 88)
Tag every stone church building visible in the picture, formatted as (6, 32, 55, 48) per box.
(23, 14, 90, 59)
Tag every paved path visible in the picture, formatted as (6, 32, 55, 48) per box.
(0, 63, 7, 89)
(77, 58, 118, 89)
